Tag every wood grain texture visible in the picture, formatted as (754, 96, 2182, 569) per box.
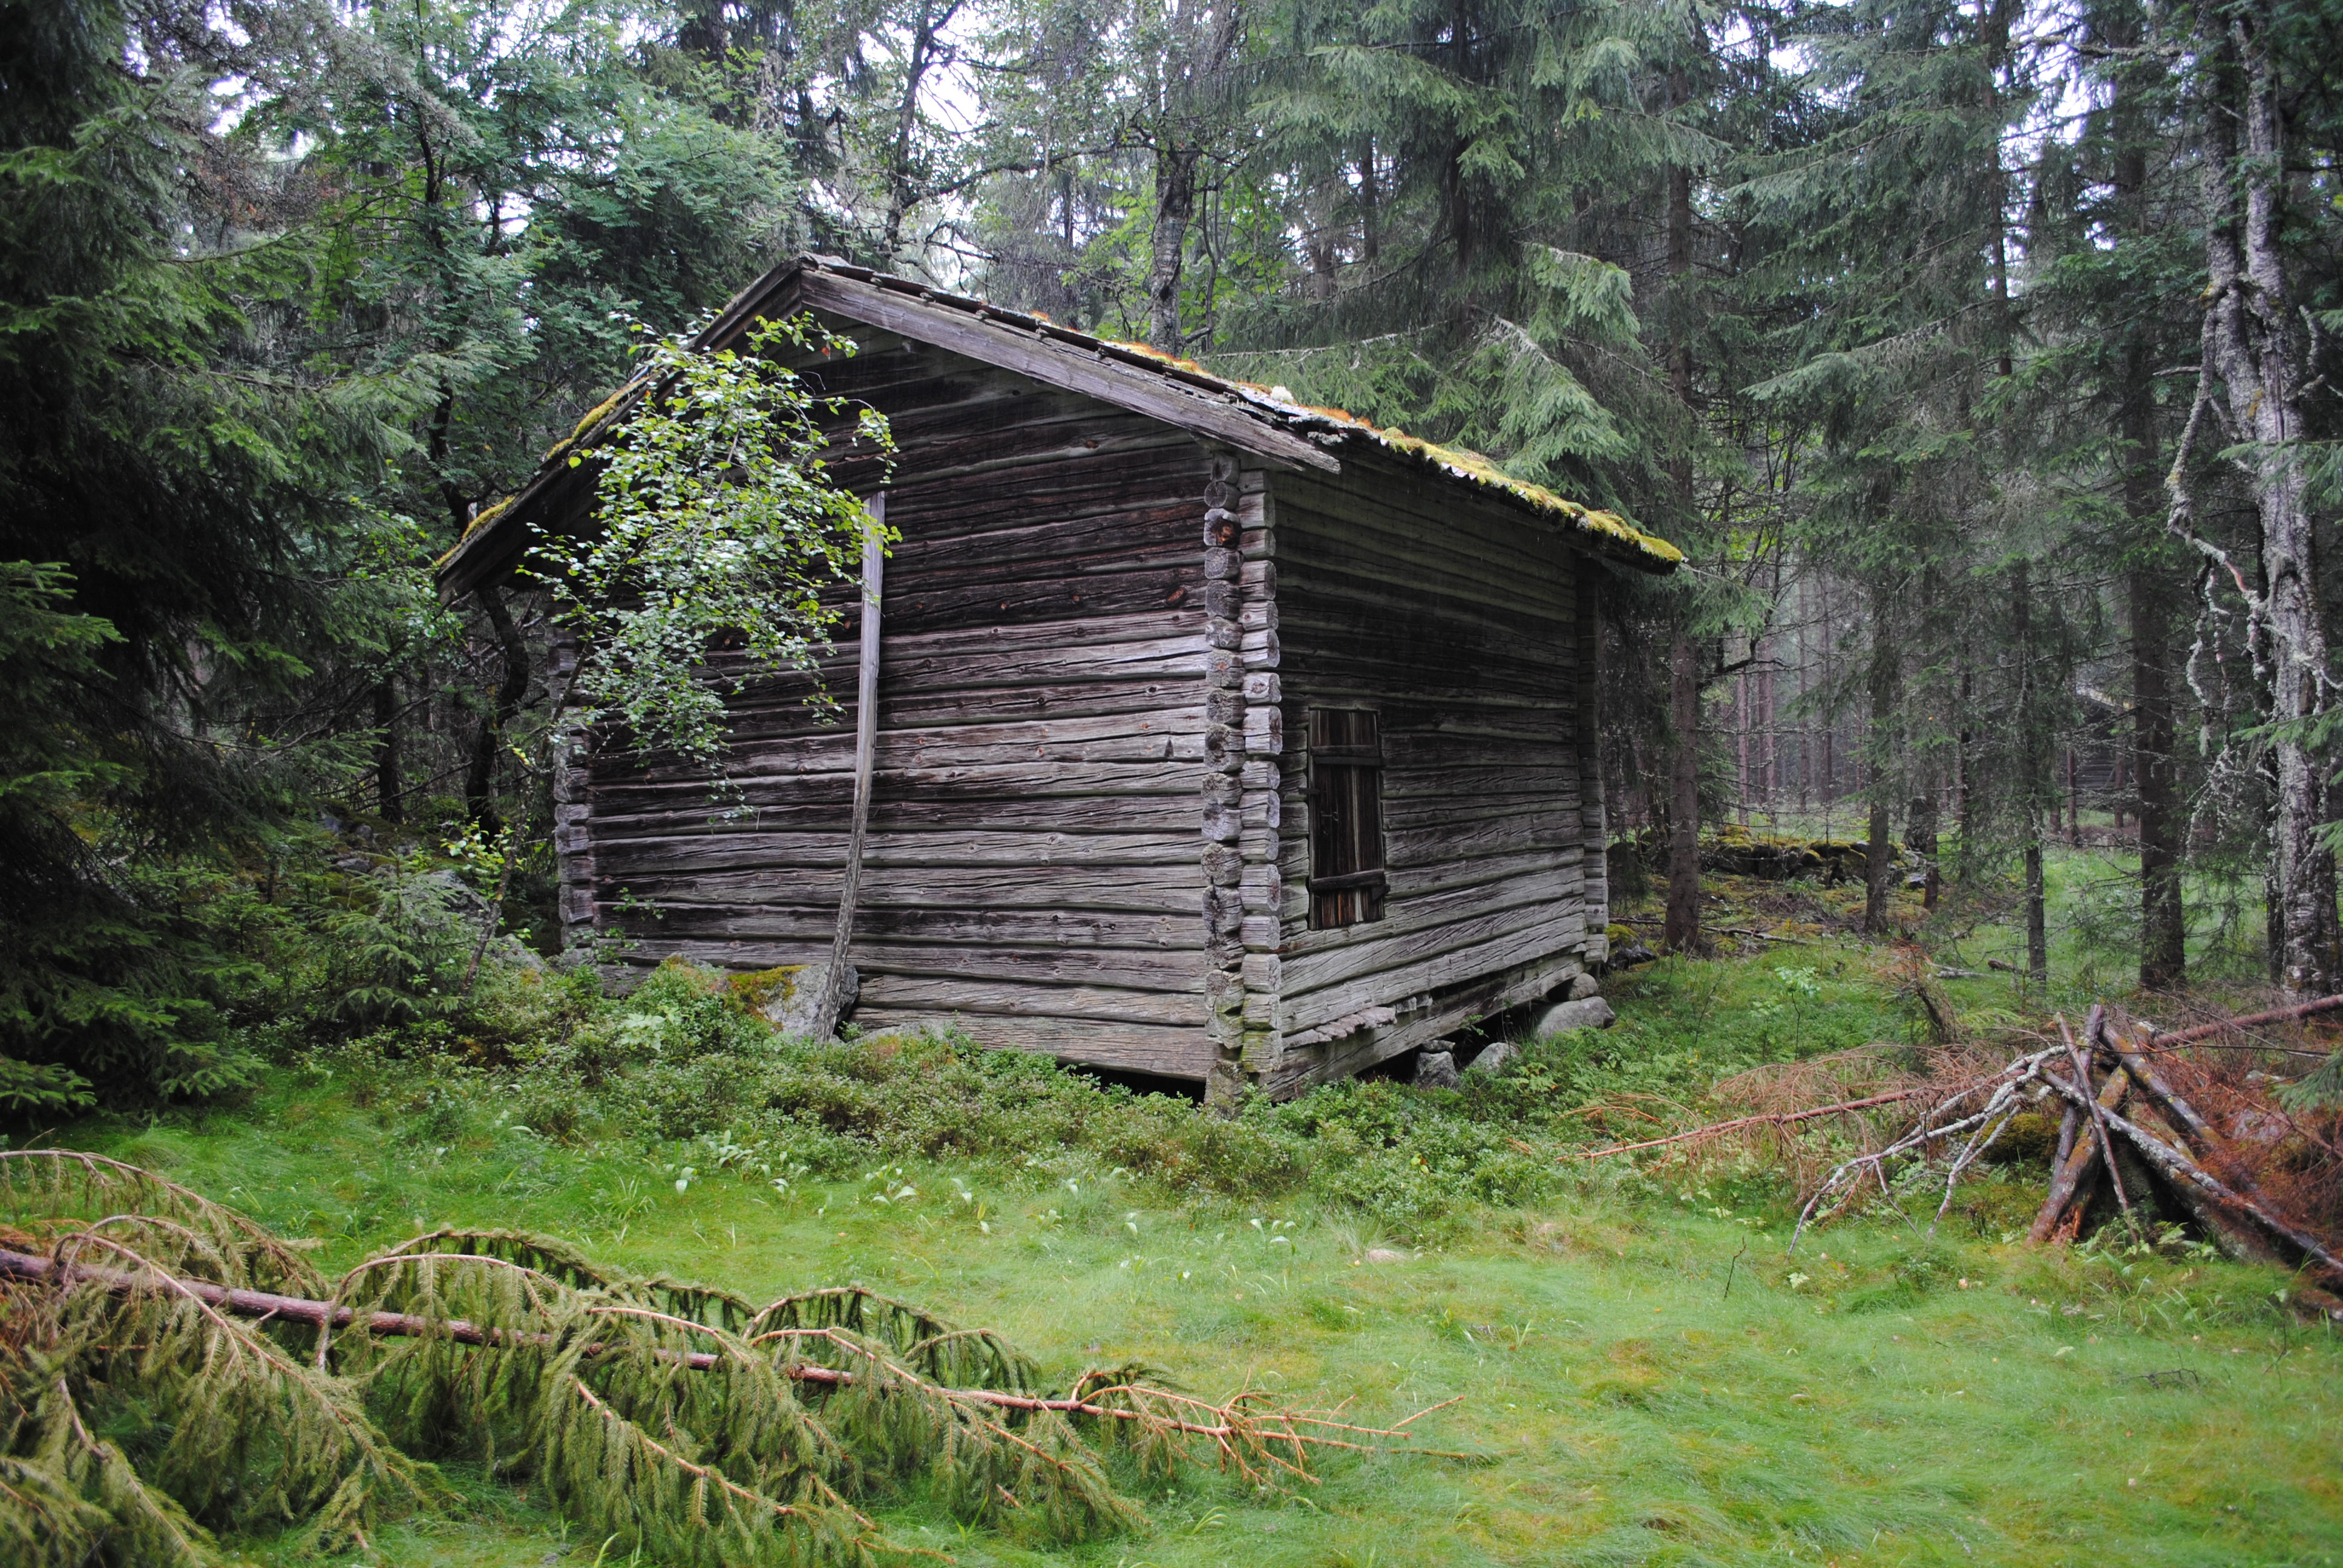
(798, 270, 1335, 474)
(1260, 464, 1594, 1070)
(569, 342, 1219, 1079)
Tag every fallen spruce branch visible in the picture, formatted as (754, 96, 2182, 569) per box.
(0, 1244, 1455, 1450)
(1576, 1087, 1936, 1160)
(0, 1153, 1459, 1568)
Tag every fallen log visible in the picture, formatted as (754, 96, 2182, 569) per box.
(2037, 1079, 2343, 1282)
(2108, 1026, 2227, 1154)
(2120, 1100, 2287, 1265)
(2138, 994, 2343, 1049)
(2103, 1024, 2323, 1266)
(1576, 1086, 1936, 1160)
(2028, 1062, 2131, 1245)
(2066, 1010, 2134, 1219)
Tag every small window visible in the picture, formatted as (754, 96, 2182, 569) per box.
(1308, 708, 1386, 928)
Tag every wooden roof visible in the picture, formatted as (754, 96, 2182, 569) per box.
(436, 255, 1682, 598)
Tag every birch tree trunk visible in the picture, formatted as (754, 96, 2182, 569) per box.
(2194, 7, 2337, 992)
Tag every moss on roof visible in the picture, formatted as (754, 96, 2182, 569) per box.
(1096, 336, 1683, 567)
(444, 258, 1683, 582)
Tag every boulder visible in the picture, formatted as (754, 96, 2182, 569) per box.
(758, 962, 859, 1037)
(1465, 1039, 1518, 1075)
(1532, 996, 1616, 1037)
(1363, 1247, 1410, 1264)
(1566, 972, 1601, 1001)
(1412, 1048, 1461, 1089)
(1609, 943, 1660, 970)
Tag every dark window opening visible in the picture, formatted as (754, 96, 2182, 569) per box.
(1308, 708, 1386, 929)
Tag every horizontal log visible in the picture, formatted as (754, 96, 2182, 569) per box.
(827, 408, 1197, 488)
(1279, 913, 1584, 1036)
(1273, 626, 1572, 701)
(886, 501, 1203, 581)
(1279, 892, 1577, 1001)
(1379, 792, 1579, 834)
(606, 708, 1211, 780)
(614, 920, 1204, 988)
(585, 792, 1200, 837)
(847, 1012, 1214, 1079)
(1276, 864, 1584, 963)
(1265, 951, 1580, 1096)
(592, 829, 1207, 877)
(1271, 464, 1584, 572)
(1273, 834, 1586, 899)
(863, 561, 1213, 637)
(595, 902, 1202, 950)
(856, 975, 1208, 1028)
(595, 863, 1205, 915)
(1274, 483, 1578, 596)
(1380, 809, 1584, 867)
(597, 760, 1207, 809)
(1276, 514, 1576, 624)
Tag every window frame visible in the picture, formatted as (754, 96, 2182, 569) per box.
(1306, 707, 1387, 929)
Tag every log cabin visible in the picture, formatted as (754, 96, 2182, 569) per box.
(436, 255, 1682, 1100)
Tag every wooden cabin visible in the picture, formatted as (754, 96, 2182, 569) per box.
(437, 255, 1681, 1099)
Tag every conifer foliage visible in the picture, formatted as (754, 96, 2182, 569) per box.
(0, 1151, 1428, 1565)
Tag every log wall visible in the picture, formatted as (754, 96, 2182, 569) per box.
(560, 328, 1221, 1078)
(1252, 459, 1599, 1094)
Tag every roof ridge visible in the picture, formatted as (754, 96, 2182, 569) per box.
(791, 256, 1680, 570)
(436, 253, 1680, 594)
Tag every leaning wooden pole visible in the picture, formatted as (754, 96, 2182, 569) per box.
(812, 495, 885, 1042)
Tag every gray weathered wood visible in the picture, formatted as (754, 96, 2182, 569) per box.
(798, 270, 1336, 474)
(814, 500, 885, 1039)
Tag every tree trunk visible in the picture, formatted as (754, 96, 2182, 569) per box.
(1909, 794, 1940, 911)
(2013, 560, 2048, 978)
(1663, 621, 1703, 954)
(2065, 748, 2080, 846)
(373, 676, 403, 824)
(881, 2, 946, 257)
(1659, 62, 1702, 958)
(466, 583, 529, 834)
(2117, 91, 2185, 988)
(1149, 144, 1199, 354)
(2131, 554, 2185, 989)
(1955, 662, 1974, 881)
(813, 501, 886, 1041)
(2196, 8, 2337, 992)
(1863, 590, 1898, 935)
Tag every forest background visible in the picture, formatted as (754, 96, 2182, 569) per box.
(4, 0, 2343, 1111)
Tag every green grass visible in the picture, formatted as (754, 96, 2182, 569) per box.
(31, 844, 2339, 1566)
(65, 1053, 2342, 1566)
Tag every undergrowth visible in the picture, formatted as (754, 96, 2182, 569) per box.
(274, 950, 1959, 1238)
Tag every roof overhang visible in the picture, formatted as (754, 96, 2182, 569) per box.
(434, 255, 1681, 602)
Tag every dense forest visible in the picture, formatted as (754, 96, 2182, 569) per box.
(4, 0, 2341, 1108)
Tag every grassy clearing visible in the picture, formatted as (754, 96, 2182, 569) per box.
(53, 889, 2342, 1568)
